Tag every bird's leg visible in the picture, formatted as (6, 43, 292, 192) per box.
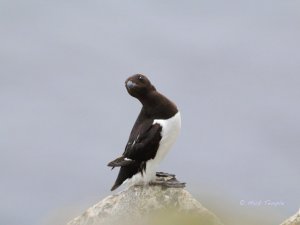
(156, 171, 175, 178)
(150, 172, 186, 188)
(154, 172, 175, 183)
(149, 179, 186, 188)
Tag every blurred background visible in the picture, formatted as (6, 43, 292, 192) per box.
(1, 0, 299, 225)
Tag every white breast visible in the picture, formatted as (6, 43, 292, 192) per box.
(144, 111, 181, 182)
(123, 112, 181, 186)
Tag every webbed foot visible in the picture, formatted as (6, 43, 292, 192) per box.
(150, 172, 186, 188)
(156, 171, 175, 178)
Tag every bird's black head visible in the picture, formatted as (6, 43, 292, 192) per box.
(125, 74, 156, 99)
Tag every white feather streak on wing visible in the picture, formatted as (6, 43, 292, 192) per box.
(124, 158, 132, 161)
(132, 134, 140, 147)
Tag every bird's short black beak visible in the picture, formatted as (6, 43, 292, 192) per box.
(126, 80, 136, 90)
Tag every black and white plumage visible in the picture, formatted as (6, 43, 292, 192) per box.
(107, 74, 181, 191)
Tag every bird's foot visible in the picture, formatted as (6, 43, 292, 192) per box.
(149, 178, 186, 188)
(150, 172, 186, 188)
(156, 171, 176, 178)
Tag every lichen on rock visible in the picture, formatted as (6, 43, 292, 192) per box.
(67, 184, 223, 225)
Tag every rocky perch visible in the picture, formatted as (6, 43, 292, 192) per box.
(280, 209, 300, 225)
(67, 173, 223, 225)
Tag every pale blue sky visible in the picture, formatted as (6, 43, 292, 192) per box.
(1, 1, 299, 225)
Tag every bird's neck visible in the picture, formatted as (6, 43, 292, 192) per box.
(139, 91, 177, 119)
(139, 91, 163, 109)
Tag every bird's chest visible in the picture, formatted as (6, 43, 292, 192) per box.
(152, 112, 181, 159)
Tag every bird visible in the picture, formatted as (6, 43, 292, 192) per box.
(107, 74, 181, 191)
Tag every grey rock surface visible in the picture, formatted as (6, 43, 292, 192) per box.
(280, 209, 300, 225)
(67, 185, 223, 225)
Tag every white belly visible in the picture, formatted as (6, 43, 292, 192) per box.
(123, 112, 181, 186)
(144, 112, 181, 182)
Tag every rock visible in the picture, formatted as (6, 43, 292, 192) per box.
(280, 209, 300, 225)
(67, 185, 223, 225)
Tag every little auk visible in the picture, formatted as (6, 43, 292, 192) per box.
(107, 74, 181, 191)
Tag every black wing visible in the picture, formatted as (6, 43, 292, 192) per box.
(108, 123, 162, 191)
(124, 123, 162, 160)
(107, 123, 162, 168)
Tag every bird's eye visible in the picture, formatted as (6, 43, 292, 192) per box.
(138, 75, 143, 80)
